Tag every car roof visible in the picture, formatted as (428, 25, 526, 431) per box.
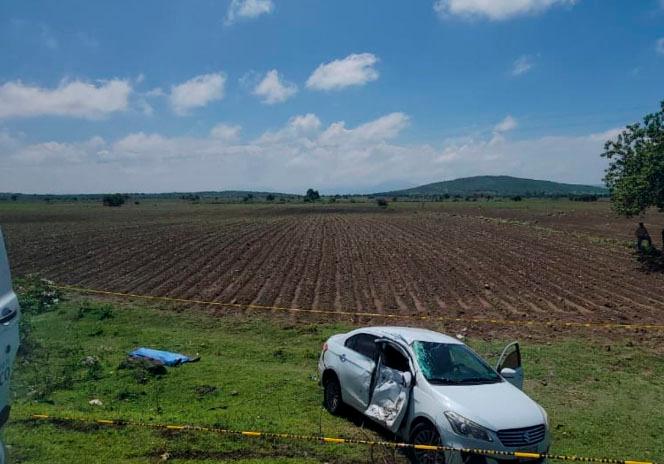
(349, 326, 463, 345)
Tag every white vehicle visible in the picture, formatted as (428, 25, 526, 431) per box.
(318, 327, 549, 464)
(0, 229, 21, 464)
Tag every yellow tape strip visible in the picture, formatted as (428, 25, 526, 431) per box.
(322, 437, 346, 444)
(516, 451, 544, 459)
(27, 413, 656, 464)
(52, 283, 664, 332)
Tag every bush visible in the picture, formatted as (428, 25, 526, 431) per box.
(266, 194, 275, 201)
(180, 194, 200, 202)
(376, 198, 389, 208)
(102, 193, 126, 207)
(569, 194, 598, 202)
(512, 195, 523, 202)
(17, 276, 60, 315)
(15, 277, 61, 358)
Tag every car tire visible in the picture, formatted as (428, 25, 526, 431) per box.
(323, 375, 343, 415)
(410, 421, 445, 464)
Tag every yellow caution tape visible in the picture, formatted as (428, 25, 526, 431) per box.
(52, 283, 664, 332)
(27, 413, 657, 464)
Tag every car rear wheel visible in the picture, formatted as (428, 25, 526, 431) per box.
(323, 375, 343, 415)
(410, 421, 445, 464)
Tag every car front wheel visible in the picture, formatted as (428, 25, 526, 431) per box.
(410, 421, 445, 464)
(323, 375, 343, 415)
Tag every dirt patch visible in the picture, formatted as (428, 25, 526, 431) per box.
(5, 202, 664, 341)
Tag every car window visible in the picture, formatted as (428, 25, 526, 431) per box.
(413, 341, 501, 384)
(345, 333, 377, 359)
(381, 343, 410, 372)
(499, 344, 521, 370)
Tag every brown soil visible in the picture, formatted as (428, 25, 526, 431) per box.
(3, 201, 664, 335)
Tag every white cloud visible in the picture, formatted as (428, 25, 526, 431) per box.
(145, 87, 165, 97)
(210, 123, 242, 141)
(257, 113, 322, 144)
(169, 73, 226, 115)
(225, 0, 274, 25)
(306, 53, 379, 91)
(40, 24, 58, 50)
(511, 55, 535, 76)
(0, 79, 132, 119)
(11, 136, 106, 164)
(253, 70, 298, 104)
(137, 99, 154, 116)
(494, 115, 518, 133)
(289, 114, 321, 132)
(1, 113, 615, 194)
(656, 38, 664, 56)
(320, 112, 410, 145)
(434, 0, 576, 20)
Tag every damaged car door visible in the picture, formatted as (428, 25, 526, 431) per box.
(496, 341, 523, 390)
(365, 340, 413, 433)
(339, 333, 378, 410)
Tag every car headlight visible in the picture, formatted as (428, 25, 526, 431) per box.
(444, 411, 493, 442)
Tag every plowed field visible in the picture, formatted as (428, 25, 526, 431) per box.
(3, 201, 664, 330)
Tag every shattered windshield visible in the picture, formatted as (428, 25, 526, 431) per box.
(412, 341, 502, 385)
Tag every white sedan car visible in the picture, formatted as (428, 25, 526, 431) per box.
(318, 326, 550, 464)
(0, 229, 20, 464)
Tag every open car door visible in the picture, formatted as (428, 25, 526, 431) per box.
(0, 228, 20, 430)
(496, 341, 523, 390)
(364, 340, 413, 433)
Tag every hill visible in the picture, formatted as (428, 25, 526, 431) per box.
(378, 175, 608, 197)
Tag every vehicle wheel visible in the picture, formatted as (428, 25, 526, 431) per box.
(323, 375, 343, 415)
(410, 421, 445, 464)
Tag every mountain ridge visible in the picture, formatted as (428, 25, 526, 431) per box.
(376, 175, 608, 197)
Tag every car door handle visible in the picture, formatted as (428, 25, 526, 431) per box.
(0, 307, 17, 325)
(340, 354, 347, 363)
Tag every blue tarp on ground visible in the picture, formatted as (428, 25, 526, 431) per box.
(129, 347, 191, 366)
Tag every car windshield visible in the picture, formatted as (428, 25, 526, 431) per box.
(412, 341, 502, 385)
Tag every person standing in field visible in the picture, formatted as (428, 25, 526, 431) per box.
(635, 222, 652, 251)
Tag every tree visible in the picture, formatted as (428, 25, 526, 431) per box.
(102, 193, 126, 207)
(602, 101, 664, 216)
(304, 188, 320, 202)
(266, 194, 275, 201)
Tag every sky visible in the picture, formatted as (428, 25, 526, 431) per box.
(0, 0, 663, 194)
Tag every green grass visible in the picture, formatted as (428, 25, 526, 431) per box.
(5, 288, 664, 463)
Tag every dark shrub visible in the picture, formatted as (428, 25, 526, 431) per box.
(102, 193, 126, 207)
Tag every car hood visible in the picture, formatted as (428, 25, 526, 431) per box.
(431, 381, 545, 431)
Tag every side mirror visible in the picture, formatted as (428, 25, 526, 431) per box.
(402, 371, 413, 388)
(500, 367, 516, 379)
